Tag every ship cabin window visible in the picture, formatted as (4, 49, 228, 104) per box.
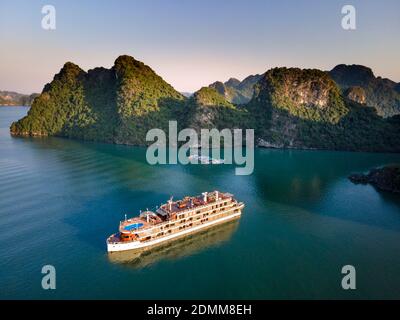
(196, 210, 200, 214)
(224, 202, 227, 206)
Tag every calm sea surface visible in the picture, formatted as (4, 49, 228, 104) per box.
(1, 106, 400, 299)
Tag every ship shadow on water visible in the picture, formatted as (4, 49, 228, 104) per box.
(107, 219, 240, 269)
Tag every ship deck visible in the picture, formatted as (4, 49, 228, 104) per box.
(161, 193, 232, 215)
(118, 191, 234, 233)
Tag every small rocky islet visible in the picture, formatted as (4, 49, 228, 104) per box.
(349, 165, 400, 194)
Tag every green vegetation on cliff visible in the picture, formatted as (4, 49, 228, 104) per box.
(11, 55, 185, 144)
(11, 62, 90, 137)
(10, 57, 400, 152)
(184, 87, 249, 131)
(247, 67, 400, 152)
(113, 55, 185, 144)
(252, 68, 348, 124)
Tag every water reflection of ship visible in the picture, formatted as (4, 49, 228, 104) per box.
(108, 219, 240, 268)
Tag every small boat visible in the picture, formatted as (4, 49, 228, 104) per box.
(188, 154, 224, 164)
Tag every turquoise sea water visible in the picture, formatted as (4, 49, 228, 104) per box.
(0, 106, 400, 299)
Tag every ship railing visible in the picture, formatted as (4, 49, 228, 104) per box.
(167, 197, 236, 216)
(132, 201, 239, 235)
(136, 204, 242, 242)
(114, 197, 240, 237)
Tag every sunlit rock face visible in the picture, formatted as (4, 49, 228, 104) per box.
(344, 86, 367, 105)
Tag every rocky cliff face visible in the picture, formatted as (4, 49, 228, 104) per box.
(395, 83, 400, 94)
(344, 86, 366, 104)
(10, 55, 185, 144)
(9, 56, 400, 152)
(247, 67, 348, 148)
(330, 64, 400, 117)
(253, 68, 347, 121)
(247, 67, 399, 151)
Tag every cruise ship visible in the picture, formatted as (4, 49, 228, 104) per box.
(107, 191, 244, 252)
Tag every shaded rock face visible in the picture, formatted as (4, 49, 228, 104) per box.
(209, 81, 227, 98)
(349, 165, 400, 194)
(330, 64, 375, 87)
(225, 78, 241, 88)
(330, 64, 400, 117)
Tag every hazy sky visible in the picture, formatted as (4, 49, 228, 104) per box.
(0, 0, 399, 94)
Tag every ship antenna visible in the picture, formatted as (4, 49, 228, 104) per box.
(124, 213, 127, 221)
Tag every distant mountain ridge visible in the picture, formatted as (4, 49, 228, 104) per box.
(329, 64, 400, 117)
(10, 55, 400, 152)
(180, 92, 193, 98)
(209, 74, 262, 104)
(0, 91, 38, 106)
